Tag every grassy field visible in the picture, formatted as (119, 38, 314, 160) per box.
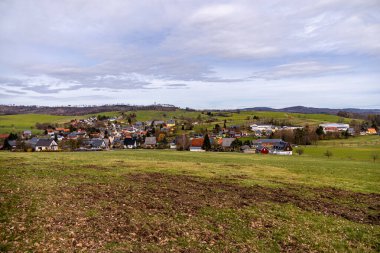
(296, 135, 380, 162)
(0, 150, 379, 252)
(0, 109, 355, 134)
(0, 112, 120, 134)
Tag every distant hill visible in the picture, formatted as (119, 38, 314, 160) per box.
(242, 106, 380, 115)
(0, 104, 178, 116)
(0, 104, 379, 116)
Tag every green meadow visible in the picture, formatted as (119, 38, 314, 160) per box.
(0, 112, 119, 134)
(0, 149, 379, 252)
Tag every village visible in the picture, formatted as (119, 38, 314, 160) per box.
(1, 113, 378, 155)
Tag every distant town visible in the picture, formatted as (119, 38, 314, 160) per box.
(1, 110, 379, 155)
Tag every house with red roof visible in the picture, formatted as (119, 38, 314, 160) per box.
(190, 138, 204, 152)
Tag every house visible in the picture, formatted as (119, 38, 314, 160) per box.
(124, 137, 137, 149)
(256, 146, 269, 154)
(67, 132, 78, 140)
(35, 139, 58, 151)
(250, 124, 274, 132)
(26, 137, 39, 149)
(88, 139, 107, 150)
(153, 121, 165, 127)
(144, 137, 157, 148)
(272, 142, 293, 155)
(253, 130, 263, 137)
(111, 137, 124, 149)
(221, 138, 236, 151)
(46, 129, 55, 138)
(252, 139, 292, 155)
(23, 130, 32, 139)
(3, 139, 17, 150)
(190, 138, 204, 152)
(347, 128, 355, 136)
(319, 123, 349, 133)
(367, 128, 377, 135)
(0, 134, 10, 140)
(169, 142, 177, 149)
(251, 139, 284, 148)
(241, 145, 255, 153)
(134, 122, 144, 128)
(166, 119, 176, 128)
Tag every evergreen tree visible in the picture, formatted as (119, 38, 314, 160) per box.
(231, 139, 242, 150)
(8, 133, 18, 140)
(202, 134, 211, 151)
(214, 124, 221, 133)
(316, 126, 324, 136)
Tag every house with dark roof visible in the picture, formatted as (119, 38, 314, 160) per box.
(222, 138, 236, 151)
(144, 137, 157, 148)
(153, 121, 165, 127)
(26, 137, 39, 148)
(88, 139, 107, 150)
(252, 139, 293, 155)
(251, 139, 284, 148)
(124, 137, 137, 149)
(35, 139, 58, 151)
(272, 142, 293, 155)
(23, 130, 32, 139)
(3, 139, 17, 150)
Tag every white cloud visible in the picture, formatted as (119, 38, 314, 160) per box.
(251, 61, 350, 80)
(0, 0, 379, 108)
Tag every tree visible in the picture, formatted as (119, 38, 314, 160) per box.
(371, 153, 379, 163)
(324, 150, 333, 159)
(316, 126, 324, 136)
(295, 148, 304, 155)
(214, 124, 221, 133)
(342, 130, 350, 138)
(176, 134, 190, 151)
(202, 134, 211, 151)
(243, 140, 251, 146)
(8, 133, 18, 140)
(231, 139, 242, 151)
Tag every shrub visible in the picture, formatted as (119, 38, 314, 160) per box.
(371, 153, 379, 163)
(324, 150, 333, 159)
(295, 148, 304, 155)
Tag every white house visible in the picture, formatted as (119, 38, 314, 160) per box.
(319, 123, 349, 133)
(35, 139, 58, 151)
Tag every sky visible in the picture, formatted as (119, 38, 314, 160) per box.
(0, 0, 379, 109)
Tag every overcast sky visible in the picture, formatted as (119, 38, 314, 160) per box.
(0, 0, 379, 109)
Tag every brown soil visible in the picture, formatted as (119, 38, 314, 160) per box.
(121, 173, 380, 225)
(2, 172, 379, 252)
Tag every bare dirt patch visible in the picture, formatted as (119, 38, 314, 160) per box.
(121, 173, 380, 225)
(2, 172, 379, 252)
